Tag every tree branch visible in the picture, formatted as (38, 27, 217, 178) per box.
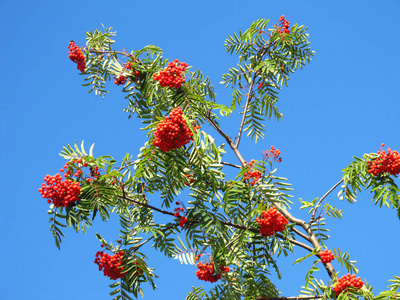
(260, 296, 324, 300)
(310, 179, 344, 222)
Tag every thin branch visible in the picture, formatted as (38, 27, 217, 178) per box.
(220, 161, 241, 169)
(133, 224, 178, 251)
(204, 113, 245, 165)
(261, 296, 324, 300)
(310, 179, 344, 222)
(121, 194, 314, 252)
(236, 75, 256, 148)
(292, 227, 311, 242)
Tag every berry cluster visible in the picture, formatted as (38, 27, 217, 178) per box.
(59, 158, 100, 182)
(278, 15, 291, 34)
(332, 274, 364, 296)
(196, 262, 230, 283)
(184, 173, 196, 186)
(68, 41, 86, 72)
(39, 173, 81, 207)
(263, 146, 282, 162)
(153, 59, 188, 89)
(94, 249, 126, 280)
(256, 207, 289, 237)
(124, 62, 141, 80)
(153, 107, 194, 152)
(174, 202, 188, 228)
(114, 75, 127, 85)
(114, 62, 142, 86)
(319, 249, 335, 264)
(367, 144, 400, 176)
(243, 160, 262, 186)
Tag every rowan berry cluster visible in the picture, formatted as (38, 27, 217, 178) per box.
(39, 173, 81, 207)
(243, 160, 262, 186)
(263, 146, 282, 162)
(319, 249, 335, 264)
(59, 158, 100, 182)
(184, 173, 196, 186)
(68, 41, 86, 72)
(196, 262, 230, 283)
(332, 274, 364, 296)
(278, 15, 291, 34)
(94, 249, 126, 280)
(367, 144, 400, 176)
(124, 62, 141, 79)
(153, 107, 194, 152)
(114, 75, 127, 85)
(174, 203, 188, 227)
(153, 59, 188, 89)
(256, 207, 289, 237)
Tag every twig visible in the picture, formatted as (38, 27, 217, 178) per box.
(220, 161, 241, 169)
(236, 75, 256, 148)
(260, 296, 324, 300)
(310, 179, 344, 222)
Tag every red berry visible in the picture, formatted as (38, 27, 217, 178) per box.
(332, 274, 364, 296)
(38, 172, 81, 207)
(68, 41, 86, 72)
(195, 261, 229, 283)
(256, 207, 288, 237)
(153, 107, 194, 152)
(94, 250, 126, 280)
(319, 249, 335, 264)
(367, 145, 400, 176)
(153, 59, 188, 89)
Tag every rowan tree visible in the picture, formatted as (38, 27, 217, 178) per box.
(40, 16, 400, 300)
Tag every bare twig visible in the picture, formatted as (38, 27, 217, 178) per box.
(220, 161, 241, 169)
(310, 179, 344, 222)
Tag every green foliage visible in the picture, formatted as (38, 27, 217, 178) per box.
(222, 19, 315, 142)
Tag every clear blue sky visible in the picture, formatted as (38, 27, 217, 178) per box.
(1, 0, 399, 299)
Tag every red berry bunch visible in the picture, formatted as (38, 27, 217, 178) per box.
(332, 274, 364, 296)
(114, 75, 127, 85)
(184, 173, 196, 186)
(196, 262, 230, 283)
(319, 249, 335, 264)
(173, 203, 188, 228)
(38, 173, 81, 207)
(153, 59, 188, 89)
(263, 146, 282, 162)
(124, 62, 141, 80)
(68, 41, 86, 72)
(59, 158, 99, 182)
(256, 207, 289, 237)
(243, 160, 262, 186)
(367, 144, 400, 176)
(153, 107, 194, 152)
(180, 216, 188, 227)
(94, 250, 126, 280)
(278, 15, 291, 33)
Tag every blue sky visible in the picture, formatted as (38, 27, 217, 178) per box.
(1, 0, 400, 299)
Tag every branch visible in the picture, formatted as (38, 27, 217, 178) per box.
(236, 75, 256, 148)
(220, 161, 242, 169)
(292, 227, 311, 243)
(204, 113, 245, 165)
(133, 224, 178, 251)
(121, 194, 314, 252)
(310, 179, 344, 222)
(274, 205, 336, 279)
(261, 296, 324, 300)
